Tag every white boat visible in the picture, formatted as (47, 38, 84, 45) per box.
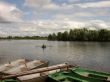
(0, 59, 27, 72)
(16, 63, 70, 82)
(4, 60, 48, 74)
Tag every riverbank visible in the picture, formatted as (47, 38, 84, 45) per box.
(48, 28, 110, 42)
(0, 36, 47, 40)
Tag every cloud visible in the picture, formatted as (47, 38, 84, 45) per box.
(24, 0, 73, 13)
(24, 0, 110, 20)
(85, 20, 109, 30)
(0, 1, 23, 23)
(76, 1, 110, 8)
(0, 19, 109, 36)
(0, 0, 110, 36)
(24, 0, 53, 9)
(0, 16, 12, 23)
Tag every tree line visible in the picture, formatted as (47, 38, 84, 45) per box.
(48, 28, 110, 42)
(0, 36, 47, 40)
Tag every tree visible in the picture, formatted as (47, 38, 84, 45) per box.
(57, 32, 62, 41)
(48, 28, 110, 42)
(98, 29, 110, 41)
(62, 31, 69, 41)
(48, 34, 52, 40)
(69, 29, 74, 41)
(52, 33, 57, 40)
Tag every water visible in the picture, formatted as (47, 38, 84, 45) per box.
(0, 40, 110, 72)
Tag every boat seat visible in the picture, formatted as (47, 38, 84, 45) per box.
(17, 60, 27, 65)
(40, 72, 49, 76)
(108, 77, 110, 81)
(5, 64, 13, 68)
(60, 67, 68, 71)
(3, 64, 13, 71)
(20, 66, 29, 72)
(11, 59, 26, 66)
(88, 74, 108, 80)
(18, 73, 40, 81)
(33, 60, 42, 66)
(83, 73, 89, 77)
(49, 69, 60, 74)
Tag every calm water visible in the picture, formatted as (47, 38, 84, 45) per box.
(0, 40, 110, 72)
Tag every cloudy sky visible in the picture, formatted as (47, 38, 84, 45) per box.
(0, 0, 110, 36)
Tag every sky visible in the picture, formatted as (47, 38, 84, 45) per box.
(0, 0, 110, 36)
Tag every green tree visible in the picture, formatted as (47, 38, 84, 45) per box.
(52, 33, 57, 40)
(48, 34, 53, 40)
(57, 32, 62, 41)
(48, 28, 110, 42)
(98, 29, 110, 41)
(62, 31, 69, 41)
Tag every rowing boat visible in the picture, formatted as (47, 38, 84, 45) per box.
(4, 60, 49, 74)
(46, 67, 110, 82)
(1, 63, 71, 82)
(17, 63, 68, 82)
(0, 59, 27, 72)
(0, 79, 20, 82)
(0, 59, 49, 82)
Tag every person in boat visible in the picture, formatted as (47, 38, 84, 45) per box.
(42, 44, 46, 49)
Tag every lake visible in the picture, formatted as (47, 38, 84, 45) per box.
(0, 40, 110, 72)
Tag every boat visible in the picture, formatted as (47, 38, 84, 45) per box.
(0, 59, 27, 72)
(42, 44, 46, 49)
(46, 67, 110, 82)
(4, 60, 49, 74)
(1, 63, 72, 82)
(0, 59, 48, 82)
(0, 78, 21, 82)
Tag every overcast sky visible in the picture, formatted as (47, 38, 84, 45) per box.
(0, 0, 110, 36)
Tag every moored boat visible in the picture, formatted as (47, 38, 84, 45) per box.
(4, 60, 49, 74)
(1, 63, 72, 82)
(17, 63, 70, 82)
(0, 79, 19, 82)
(46, 67, 110, 82)
(0, 59, 27, 72)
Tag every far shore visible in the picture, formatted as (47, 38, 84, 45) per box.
(0, 36, 47, 40)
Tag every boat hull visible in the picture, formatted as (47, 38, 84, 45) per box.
(46, 67, 110, 82)
(4, 60, 49, 74)
(18, 61, 49, 82)
(20, 76, 47, 82)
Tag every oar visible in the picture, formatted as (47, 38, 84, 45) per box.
(1, 63, 74, 79)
